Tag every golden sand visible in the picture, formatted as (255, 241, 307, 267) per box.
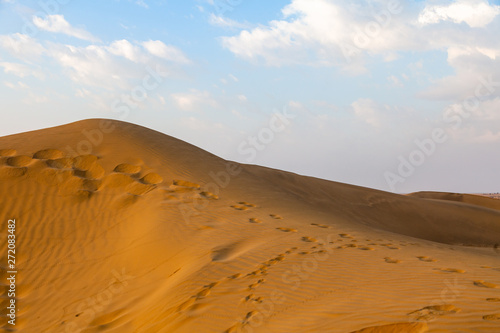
(0, 119, 499, 332)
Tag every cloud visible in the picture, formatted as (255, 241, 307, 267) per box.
(171, 90, 218, 111)
(351, 98, 384, 127)
(33, 15, 100, 42)
(0, 62, 44, 79)
(0, 33, 44, 60)
(220, 0, 417, 71)
(142, 40, 190, 64)
(134, 0, 148, 8)
(418, 46, 500, 100)
(4, 81, 29, 89)
(107, 39, 143, 62)
(208, 13, 248, 29)
(418, 0, 500, 28)
(387, 75, 403, 87)
(220, 0, 499, 74)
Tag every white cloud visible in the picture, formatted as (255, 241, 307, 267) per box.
(220, 0, 499, 76)
(38, 43, 184, 95)
(220, 0, 414, 71)
(387, 75, 403, 87)
(0, 62, 44, 79)
(33, 15, 99, 42)
(4, 81, 28, 89)
(107, 39, 142, 62)
(351, 98, 384, 127)
(142, 40, 190, 64)
(418, 0, 500, 28)
(208, 13, 248, 28)
(419, 46, 500, 100)
(0, 33, 44, 60)
(442, 97, 500, 143)
(171, 90, 218, 111)
(134, 0, 148, 8)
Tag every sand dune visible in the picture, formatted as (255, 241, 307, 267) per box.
(408, 191, 500, 212)
(1, 119, 499, 332)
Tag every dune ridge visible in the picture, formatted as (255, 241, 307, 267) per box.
(1, 119, 499, 332)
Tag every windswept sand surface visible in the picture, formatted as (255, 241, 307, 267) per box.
(1, 119, 499, 333)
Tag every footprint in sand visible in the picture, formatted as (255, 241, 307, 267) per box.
(0, 165, 27, 179)
(195, 281, 221, 299)
(200, 191, 219, 200)
(487, 298, 500, 302)
(227, 273, 242, 279)
(276, 227, 297, 232)
(270, 214, 283, 219)
(6, 155, 33, 167)
(244, 294, 263, 303)
(483, 314, 500, 321)
(248, 279, 265, 290)
(33, 149, 64, 160)
(140, 172, 163, 185)
(113, 163, 141, 175)
(380, 243, 400, 250)
(249, 218, 262, 224)
(384, 257, 401, 264)
(358, 246, 375, 251)
(474, 280, 499, 289)
(417, 256, 437, 262)
(260, 254, 285, 268)
(435, 268, 466, 274)
(311, 223, 329, 228)
(301, 236, 317, 242)
(231, 204, 249, 211)
(231, 202, 256, 210)
(47, 158, 73, 169)
(173, 179, 200, 189)
(246, 268, 267, 277)
(350, 322, 427, 333)
(408, 304, 460, 322)
(72, 155, 105, 179)
(238, 201, 256, 207)
(339, 233, 354, 239)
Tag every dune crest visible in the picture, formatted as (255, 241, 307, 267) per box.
(1, 119, 499, 332)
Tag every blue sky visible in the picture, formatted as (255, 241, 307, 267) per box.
(1, 0, 499, 193)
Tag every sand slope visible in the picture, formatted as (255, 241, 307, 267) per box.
(408, 192, 500, 212)
(0, 119, 499, 333)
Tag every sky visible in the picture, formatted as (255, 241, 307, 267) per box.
(0, 0, 499, 194)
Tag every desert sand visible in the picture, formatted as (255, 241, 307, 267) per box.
(1, 119, 499, 333)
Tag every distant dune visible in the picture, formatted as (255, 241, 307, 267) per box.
(1, 119, 499, 332)
(408, 191, 500, 212)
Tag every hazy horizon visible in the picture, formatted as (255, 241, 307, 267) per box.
(1, 0, 499, 193)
